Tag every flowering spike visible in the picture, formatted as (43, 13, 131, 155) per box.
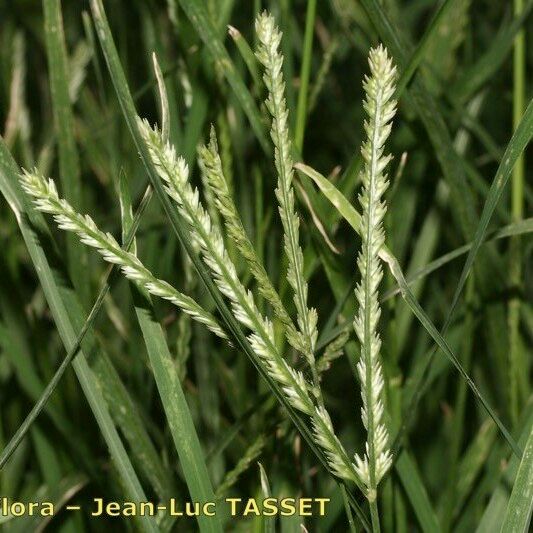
(353, 45, 397, 499)
(19, 168, 227, 341)
(255, 11, 319, 376)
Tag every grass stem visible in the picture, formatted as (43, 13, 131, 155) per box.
(295, 0, 317, 152)
(509, 0, 526, 425)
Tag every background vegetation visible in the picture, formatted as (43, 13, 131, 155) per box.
(0, 0, 531, 531)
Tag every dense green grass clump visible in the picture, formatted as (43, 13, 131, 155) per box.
(0, 1, 532, 532)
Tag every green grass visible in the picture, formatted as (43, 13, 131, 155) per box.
(0, 1, 531, 531)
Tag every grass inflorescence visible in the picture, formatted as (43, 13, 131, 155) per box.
(0, 1, 531, 532)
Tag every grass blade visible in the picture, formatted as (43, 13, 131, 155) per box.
(228, 24, 261, 90)
(500, 425, 533, 532)
(396, 451, 441, 533)
(294, 0, 317, 152)
(178, 0, 269, 153)
(508, 0, 527, 426)
(43, 0, 89, 305)
(0, 137, 158, 533)
(118, 173, 221, 533)
(443, 97, 533, 350)
(382, 218, 533, 302)
(134, 295, 222, 533)
(394, 0, 459, 97)
(295, 162, 521, 458)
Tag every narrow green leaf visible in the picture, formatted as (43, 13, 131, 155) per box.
(118, 173, 219, 532)
(476, 405, 533, 532)
(382, 218, 533, 302)
(454, 420, 497, 517)
(396, 451, 441, 533)
(135, 297, 222, 533)
(295, 163, 362, 231)
(0, 137, 158, 533)
(259, 463, 275, 533)
(152, 52, 170, 144)
(444, 97, 533, 342)
(43, 0, 89, 305)
(501, 424, 533, 532)
(395, 0, 459, 97)
(296, 162, 521, 458)
(227, 24, 261, 89)
(294, 0, 317, 151)
(178, 0, 269, 153)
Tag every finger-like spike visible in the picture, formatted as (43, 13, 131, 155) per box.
(19, 168, 227, 341)
(353, 44, 397, 499)
(255, 10, 319, 383)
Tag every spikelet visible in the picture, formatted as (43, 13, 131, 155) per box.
(316, 328, 349, 376)
(19, 169, 227, 341)
(255, 11, 318, 368)
(215, 435, 266, 499)
(352, 45, 397, 501)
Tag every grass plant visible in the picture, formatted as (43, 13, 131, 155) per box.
(0, 1, 531, 531)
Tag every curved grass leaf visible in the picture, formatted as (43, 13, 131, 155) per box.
(134, 294, 218, 533)
(444, 97, 533, 337)
(382, 217, 533, 301)
(476, 405, 533, 532)
(43, 0, 89, 305)
(453, 420, 497, 518)
(294, 0, 317, 151)
(501, 424, 533, 532)
(118, 176, 215, 532)
(396, 451, 441, 533)
(295, 162, 521, 458)
(394, 0, 459, 97)
(228, 24, 261, 90)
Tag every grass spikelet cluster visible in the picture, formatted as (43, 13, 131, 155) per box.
(198, 127, 297, 340)
(136, 118, 364, 486)
(352, 45, 397, 501)
(19, 168, 228, 341)
(255, 12, 319, 380)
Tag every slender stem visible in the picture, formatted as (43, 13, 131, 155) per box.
(394, 0, 456, 98)
(369, 500, 381, 533)
(295, 0, 317, 152)
(341, 484, 358, 533)
(509, 0, 526, 425)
